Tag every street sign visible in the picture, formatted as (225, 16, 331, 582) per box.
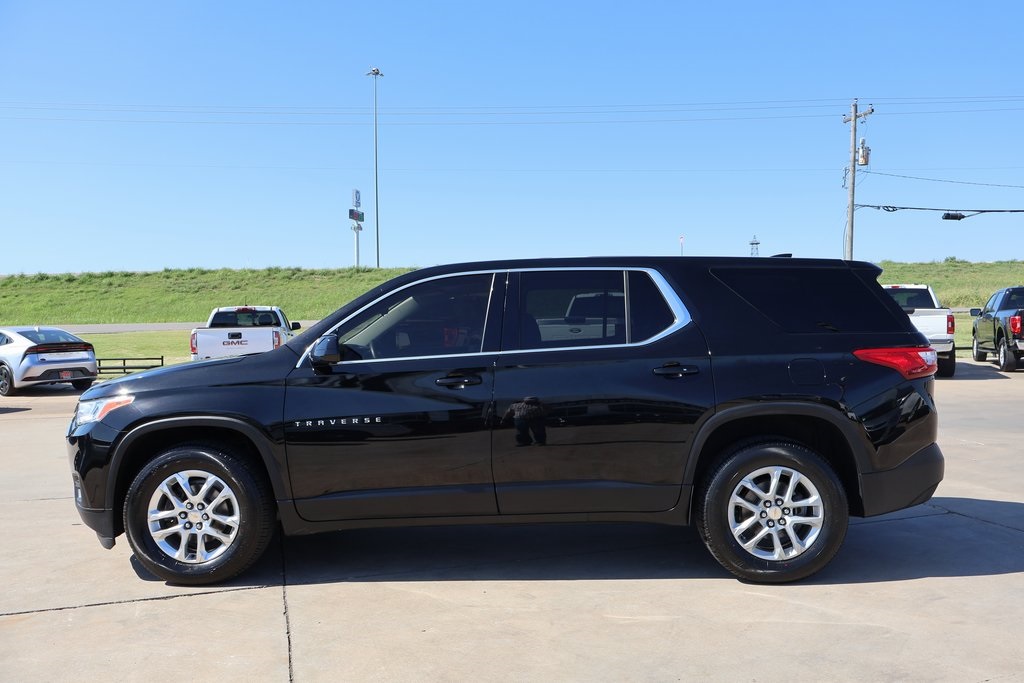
(352, 189, 361, 208)
(348, 208, 365, 222)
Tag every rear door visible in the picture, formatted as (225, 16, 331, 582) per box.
(491, 268, 714, 515)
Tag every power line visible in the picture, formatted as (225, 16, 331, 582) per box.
(856, 204, 1024, 214)
(1, 96, 1023, 127)
(862, 170, 1024, 189)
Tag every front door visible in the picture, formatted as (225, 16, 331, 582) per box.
(284, 272, 501, 521)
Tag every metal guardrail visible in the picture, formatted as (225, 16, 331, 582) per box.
(97, 357, 164, 374)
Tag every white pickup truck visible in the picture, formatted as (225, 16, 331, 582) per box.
(190, 306, 301, 361)
(881, 284, 956, 377)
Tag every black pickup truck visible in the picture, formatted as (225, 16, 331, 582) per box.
(971, 286, 1024, 371)
(67, 257, 944, 585)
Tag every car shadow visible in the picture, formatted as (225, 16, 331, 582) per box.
(144, 496, 1021, 589)
(0, 407, 31, 415)
(5, 384, 87, 396)
(945, 359, 1011, 381)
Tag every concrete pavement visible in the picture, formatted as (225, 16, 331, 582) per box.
(1, 359, 1022, 681)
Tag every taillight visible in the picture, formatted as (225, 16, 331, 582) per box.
(1011, 315, 1022, 336)
(273, 331, 281, 349)
(24, 342, 94, 359)
(946, 314, 955, 335)
(190, 332, 197, 354)
(853, 347, 937, 380)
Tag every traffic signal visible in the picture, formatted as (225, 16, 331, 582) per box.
(349, 208, 365, 222)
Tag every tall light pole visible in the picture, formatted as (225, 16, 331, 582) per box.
(366, 67, 383, 268)
(843, 99, 873, 260)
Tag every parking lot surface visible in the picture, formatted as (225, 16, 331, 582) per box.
(1, 359, 1022, 682)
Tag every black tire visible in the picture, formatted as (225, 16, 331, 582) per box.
(998, 338, 1018, 372)
(71, 379, 94, 391)
(936, 355, 956, 378)
(972, 336, 987, 362)
(696, 441, 848, 583)
(0, 364, 15, 396)
(123, 444, 275, 585)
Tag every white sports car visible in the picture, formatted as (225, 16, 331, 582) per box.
(0, 326, 97, 396)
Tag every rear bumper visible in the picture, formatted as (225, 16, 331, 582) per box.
(859, 442, 944, 517)
(22, 366, 97, 383)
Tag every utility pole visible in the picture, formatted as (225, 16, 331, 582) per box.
(843, 99, 873, 260)
(366, 67, 383, 268)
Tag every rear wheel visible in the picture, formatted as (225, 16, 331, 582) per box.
(936, 355, 956, 378)
(972, 336, 987, 362)
(998, 338, 1018, 372)
(0, 365, 16, 396)
(71, 379, 94, 391)
(697, 441, 848, 583)
(123, 444, 275, 585)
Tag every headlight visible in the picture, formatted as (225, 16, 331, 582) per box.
(75, 395, 135, 425)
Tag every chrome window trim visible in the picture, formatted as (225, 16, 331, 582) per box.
(297, 270, 499, 367)
(297, 266, 692, 367)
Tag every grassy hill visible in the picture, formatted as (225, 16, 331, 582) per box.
(874, 258, 1023, 309)
(2, 260, 1019, 365)
(0, 267, 413, 325)
(1, 259, 1021, 326)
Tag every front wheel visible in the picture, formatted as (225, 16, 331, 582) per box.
(0, 365, 16, 396)
(123, 444, 275, 585)
(972, 336, 987, 362)
(998, 338, 1018, 372)
(697, 441, 848, 583)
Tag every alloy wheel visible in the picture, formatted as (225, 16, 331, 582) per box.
(728, 465, 824, 561)
(146, 469, 240, 563)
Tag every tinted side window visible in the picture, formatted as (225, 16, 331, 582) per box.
(711, 267, 902, 333)
(337, 274, 493, 359)
(1005, 289, 1024, 310)
(629, 271, 676, 342)
(517, 270, 677, 349)
(519, 270, 624, 349)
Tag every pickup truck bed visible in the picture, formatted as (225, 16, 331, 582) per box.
(190, 306, 300, 361)
(882, 284, 956, 377)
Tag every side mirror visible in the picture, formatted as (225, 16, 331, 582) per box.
(291, 322, 302, 331)
(970, 308, 982, 317)
(310, 335, 342, 367)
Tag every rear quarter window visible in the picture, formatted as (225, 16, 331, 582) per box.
(710, 267, 904, 333)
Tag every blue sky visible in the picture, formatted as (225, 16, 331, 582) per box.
(2, 1, 1022, 274)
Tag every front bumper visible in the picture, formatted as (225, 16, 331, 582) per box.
(859, 442, 944, 517)
(68, 419, 119, 549)
(71, 486, 116, 548)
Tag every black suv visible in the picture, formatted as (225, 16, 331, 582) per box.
(67, 257, 944, 584)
